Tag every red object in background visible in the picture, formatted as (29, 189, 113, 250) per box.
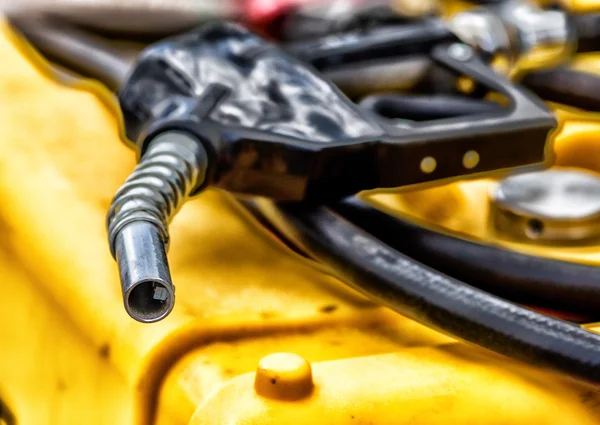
(244, 0, 316, 29)
(243, 0, 369, 34)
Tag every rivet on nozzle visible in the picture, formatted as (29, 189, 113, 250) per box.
(107, 130, 208, 323)
(254, 353, 314, 400)
(448, 43, 474, 61)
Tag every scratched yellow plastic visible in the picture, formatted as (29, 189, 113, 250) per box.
(0, 244, 132, 425)
(189, 346, 600, 425)
(1, 16, 600, 425)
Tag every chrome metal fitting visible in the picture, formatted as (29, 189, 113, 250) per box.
(489, 168, 600, 244)
(107, 130, 208, 322)
(494, 0, 575, 75)
(448, 9, 512, 63)
(449, 0, 576, 77)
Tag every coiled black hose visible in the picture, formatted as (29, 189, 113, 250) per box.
(331, 198, 600, 316)
(522, 67, 600, 112)
(259, 200, 600, 386)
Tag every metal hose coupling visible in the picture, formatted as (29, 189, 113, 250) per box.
(107, 130, 208, 323)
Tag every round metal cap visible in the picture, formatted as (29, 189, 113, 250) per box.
(489, 168, 600, 243)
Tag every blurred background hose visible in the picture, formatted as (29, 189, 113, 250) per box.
(0, 0, 243, 39)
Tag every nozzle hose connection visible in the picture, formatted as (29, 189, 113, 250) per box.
(107, 131, 208, 323)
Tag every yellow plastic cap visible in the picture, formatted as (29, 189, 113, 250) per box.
(254, 353, 314, 401)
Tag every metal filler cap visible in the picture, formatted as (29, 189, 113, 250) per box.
(490, 168, 600, 243)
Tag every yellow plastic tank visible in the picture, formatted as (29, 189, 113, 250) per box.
(1, 16, 600, 425)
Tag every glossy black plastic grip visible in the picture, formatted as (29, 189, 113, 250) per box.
(119, 23, 555, 202)
(285, 18, 456, 71)
(369, 43, 556, 190)
(359, 94, 503, 121)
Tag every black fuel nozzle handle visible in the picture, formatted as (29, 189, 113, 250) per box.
(111, 23, 555, 322)
(283, 17, 458, 97)
(120, 24, 554, 200)
(270, 1, 421, 42)
(368, 42, 555, 190)
(284, 1, 585, 105)
(359, 94, 503, 121)
(285, 17, 456, 73)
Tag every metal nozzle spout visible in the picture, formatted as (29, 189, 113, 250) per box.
(115, 221, 174, 323)
(107, 130, 208, 323)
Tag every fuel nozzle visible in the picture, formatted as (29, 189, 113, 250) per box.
(107, 22, 553, 323)
(107, 131, 208, 322)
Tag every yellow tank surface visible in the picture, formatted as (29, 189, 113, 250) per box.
(556, 0, 600, 13)
(1, 16, 600, 425)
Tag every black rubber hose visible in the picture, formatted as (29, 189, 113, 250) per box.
(572, 12, 600, 54)
(331, 197, 600, 316)
(359, 93, 503, 121)
(0, 397, 16, 425)
(4, 0, 240, 41)
(262, 200, 600, 386)
(8, 16, 136, 91)
(521, 67, 600, 112)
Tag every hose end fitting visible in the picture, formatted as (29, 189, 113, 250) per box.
(107, 130, 208, 323)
